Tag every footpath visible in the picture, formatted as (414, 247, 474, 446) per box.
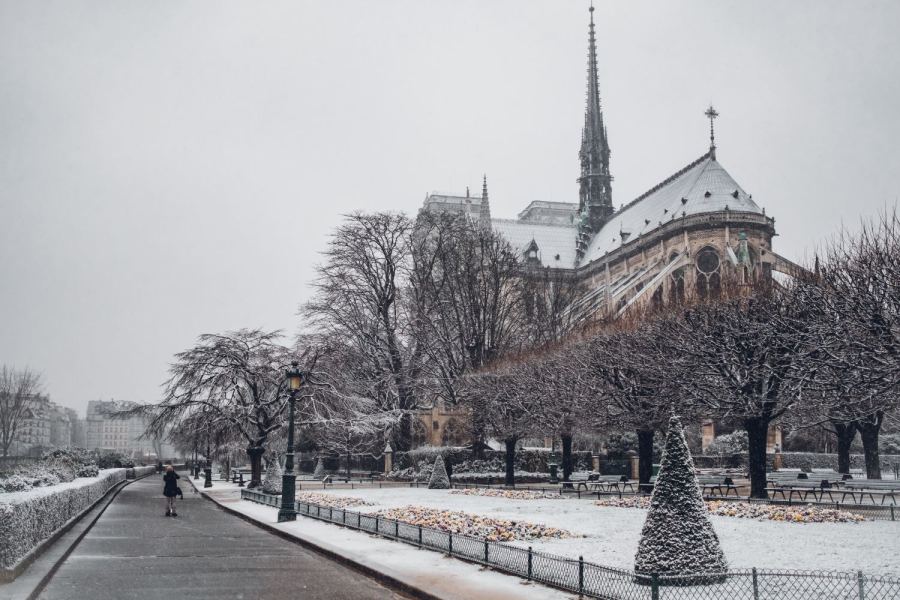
(189, 477, 573, 600)
(4, 474, 404, 600)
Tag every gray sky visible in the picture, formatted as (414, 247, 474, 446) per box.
(2, 1, 899, 414)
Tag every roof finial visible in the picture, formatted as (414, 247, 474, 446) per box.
(705, 104, 719, 160)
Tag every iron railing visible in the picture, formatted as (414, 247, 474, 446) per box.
(241, 488, 899, 599)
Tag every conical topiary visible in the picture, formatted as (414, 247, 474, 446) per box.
(634, 416, 727, 580)
(428, 454, 450, 489)
(262, 454, 282, 495)
(312, 457, 325, 479)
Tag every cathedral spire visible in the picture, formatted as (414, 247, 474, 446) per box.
(479, 174, 491, 226)
(576, 3, 614, 264)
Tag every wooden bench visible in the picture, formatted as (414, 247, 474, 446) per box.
(698, 476, 739, 497)
(230, 469, 251, 487)
(591, 475, 637, 494)
(839, 481, 900, 505)
(561, 472, 597, 492)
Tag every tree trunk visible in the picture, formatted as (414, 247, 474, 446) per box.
(744, 418, 770, 499)
(504, 437, 516, 488)
(637, 429, 655, 485)
(246, 446, 265, 488)
(346, 451, 352, 480)
(561, 434, 573, 481)
(857, 415, 883, 480)
(832, 421, 857, 475)
(394, 413, 413, 452)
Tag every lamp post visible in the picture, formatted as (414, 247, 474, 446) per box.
(203, 430, 213, 488)
(278, 361, 302, 522)
(193, 439, 199, 479)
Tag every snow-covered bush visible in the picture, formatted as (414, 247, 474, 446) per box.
(634, 416, 727, 579)
(77, 463, 100, 478)
(428, 455, 450, 489)
(312, 457, 325, 479)
(0, 469, 126, 569)
(706, 431, 748, 456)
(262, 455, 283, 495)
(94, 450, 134, 469)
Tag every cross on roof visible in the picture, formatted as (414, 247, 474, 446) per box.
(705, 105, 719, 158)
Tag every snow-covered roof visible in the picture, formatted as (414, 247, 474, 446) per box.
(491, 218, 578, 268)
(582, 153, 762, 261)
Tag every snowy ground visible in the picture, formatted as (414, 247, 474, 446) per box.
(311, 486, 900, 576)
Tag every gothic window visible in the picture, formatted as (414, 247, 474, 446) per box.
(695, 247, 721, 300)
(651, 286, 663, 310)
(668, 268, 686, 306)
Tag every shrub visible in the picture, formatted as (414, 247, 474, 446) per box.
(312, 458, 325, 479)
(262, 455, 283, 495)
(706, 431, 748, 456)
(428, 455, 450, 489)
(634, 416, 727, 578)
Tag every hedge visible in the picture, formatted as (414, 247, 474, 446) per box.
(780, 452, 900, 473)
(0, 469, 126, 570)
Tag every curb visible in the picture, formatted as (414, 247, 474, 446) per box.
(188, 478, 441, 600)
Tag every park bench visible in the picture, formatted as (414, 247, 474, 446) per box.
(230, 469, 251, 487)
(766, 479, 842, 502)
(560, 472, 598, 492)
(838, 481, 900, 505)
(698, 476, 739, 497)
(591, 475, 637, 494)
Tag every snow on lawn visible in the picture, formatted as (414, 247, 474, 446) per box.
(315, 486, 900, 576)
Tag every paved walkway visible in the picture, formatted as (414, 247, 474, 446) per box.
(36, 474, 405, 600)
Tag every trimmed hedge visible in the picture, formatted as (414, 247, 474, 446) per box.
(0, 469, 126, 569)
(780, 452, 900, 473)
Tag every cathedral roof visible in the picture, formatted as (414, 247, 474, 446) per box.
(490, 218, 578, 268)
(582, 152, 762, 261)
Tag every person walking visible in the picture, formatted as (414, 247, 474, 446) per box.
(163, 465, 180, 517)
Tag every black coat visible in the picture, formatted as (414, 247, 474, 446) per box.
(163, 472, 180, 497)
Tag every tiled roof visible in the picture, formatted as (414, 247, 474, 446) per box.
(582, 153, 762, 260)
(491, 218, 578, 268)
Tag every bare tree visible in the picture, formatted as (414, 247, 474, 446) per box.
(663, 282, 816, 498)
(141, 329, 296, 487)
(304, 212, 422, 451)
(461, 363, 545, 487)
(813, 213, 900, 478)
(0, 365, 43, 457)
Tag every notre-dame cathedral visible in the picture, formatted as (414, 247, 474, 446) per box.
(415, 7, 799, 450)
(423, 6, 800, 328)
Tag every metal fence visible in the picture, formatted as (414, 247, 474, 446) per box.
(240, 488, 900, 600)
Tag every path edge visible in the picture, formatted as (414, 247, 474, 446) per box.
(189, 478, 442, 600)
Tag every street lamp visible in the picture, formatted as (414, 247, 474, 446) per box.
(203, 430, 213, 488)
(278, 361, 303, 522)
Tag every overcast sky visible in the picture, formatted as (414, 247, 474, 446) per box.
(2, 1, 899, 414)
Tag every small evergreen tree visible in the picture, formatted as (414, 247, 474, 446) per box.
(312, 457, 325, 479)
(428, 454, 450, 489)
(634, 416, 727, 579)
(262, 454, 282, 495)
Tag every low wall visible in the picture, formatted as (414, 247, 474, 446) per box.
(0, 468, 126, 570)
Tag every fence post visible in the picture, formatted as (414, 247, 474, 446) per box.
(651, 574, 659, 600)
(484, 541, 489, 564)
(342, 509, 346, 525)
(448, 532, 453, 556)
(527, 546, 533, 580)
(752, 567, 759, 600)
(357, 512, 361, 528)
(858, 570, 866, 600)
(578, 556, 584, 594)
(329, 507, 333, 521)
(418, 525, 423, 547)
(891, 506, 895, 522)
(376, 515, 380, 534)
(395, 520, 399, 538)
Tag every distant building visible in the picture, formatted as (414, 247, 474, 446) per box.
(84, 399, 174, 459)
